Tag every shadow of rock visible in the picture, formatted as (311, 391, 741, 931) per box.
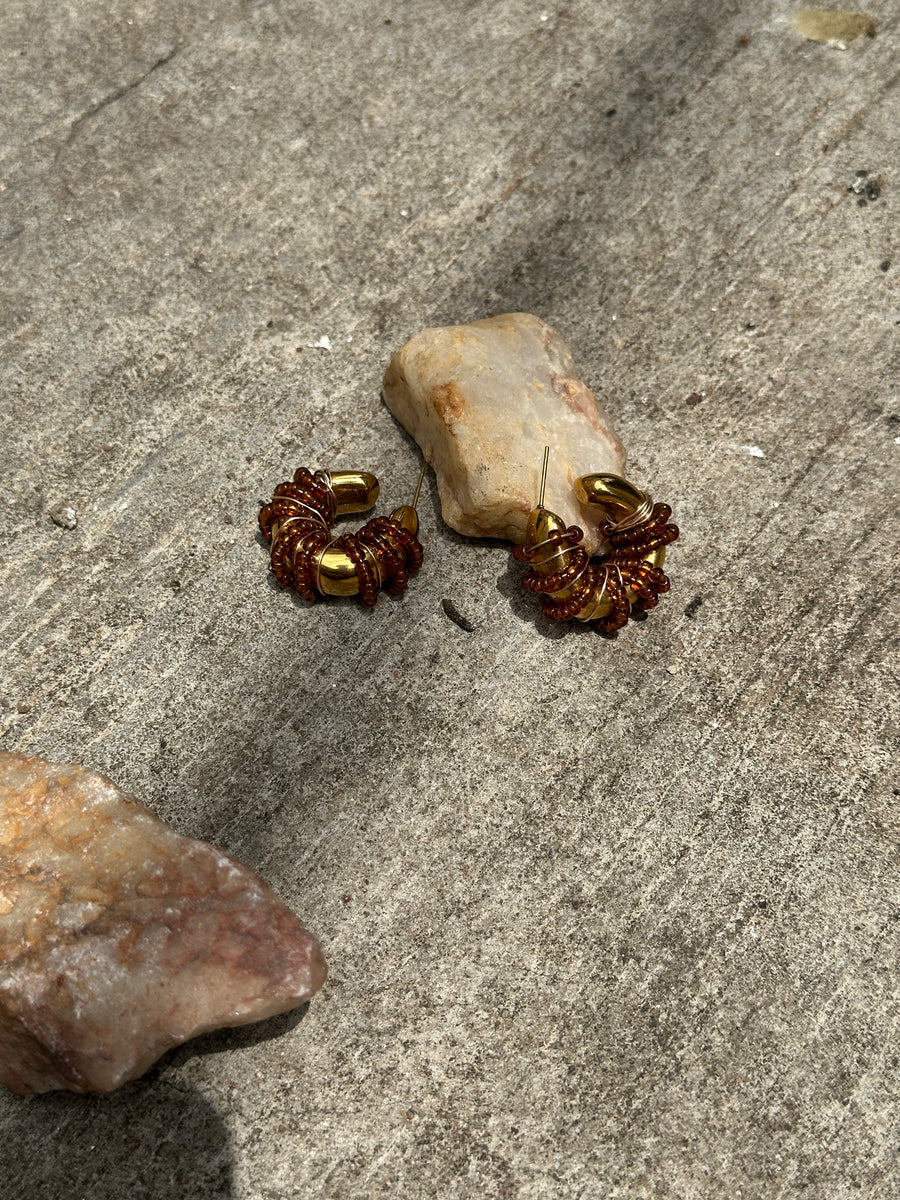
(0, 1076, 234, 1200)
(154, 1003, 309, 1070)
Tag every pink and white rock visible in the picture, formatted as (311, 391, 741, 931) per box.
(0, 752, 326, 1094)
(383, 313, 625, 554)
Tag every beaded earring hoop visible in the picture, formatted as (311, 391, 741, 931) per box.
(513, 448, 679, 633)
(259, 466, 425, 606)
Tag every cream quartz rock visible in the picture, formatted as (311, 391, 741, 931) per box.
(382, 313, 625, 554)
(0, 752, 326, 1094)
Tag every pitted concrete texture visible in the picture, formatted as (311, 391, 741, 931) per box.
(1, 1, 898, 1197)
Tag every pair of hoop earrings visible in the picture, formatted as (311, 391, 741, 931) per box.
(258, 450, 679, 632)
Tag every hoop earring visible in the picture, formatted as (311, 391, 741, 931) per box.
(259, 466, 426, 606)
(513, 447, 679, 633)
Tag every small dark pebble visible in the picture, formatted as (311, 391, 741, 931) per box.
(17, 703, 32, 714)
(684, 595, 704, 619)
(605, 108, 616, 117)
(442, 598, 476, 632)
(686, 392, 703, 407)
(880, 260, 891, 272)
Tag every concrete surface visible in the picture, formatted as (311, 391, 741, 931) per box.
(0, 1, 897, 1196)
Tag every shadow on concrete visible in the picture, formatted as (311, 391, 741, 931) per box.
(155, 1003, 309, 1070)
(0, 1077, 234, 1200)
(432, 1, 749, 330)
(0, 1008, 311, 1199)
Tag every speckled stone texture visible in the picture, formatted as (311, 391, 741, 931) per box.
(383, 313, 625, 553)
(0, 753, 326, 1094)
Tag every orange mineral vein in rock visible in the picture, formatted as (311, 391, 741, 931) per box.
(0, 751, 326, 1094)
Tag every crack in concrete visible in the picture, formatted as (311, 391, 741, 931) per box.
(63, 44, 179, 148)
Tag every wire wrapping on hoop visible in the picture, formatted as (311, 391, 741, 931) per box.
(272, 493, 332, 529)
(606, 491, 654, 533)
(579, 564, 618, 622)
(516, 524, 583, 562)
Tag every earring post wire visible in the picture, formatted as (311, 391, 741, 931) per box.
(538, 445, 550, 509)
(411, 464, 427, 510)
